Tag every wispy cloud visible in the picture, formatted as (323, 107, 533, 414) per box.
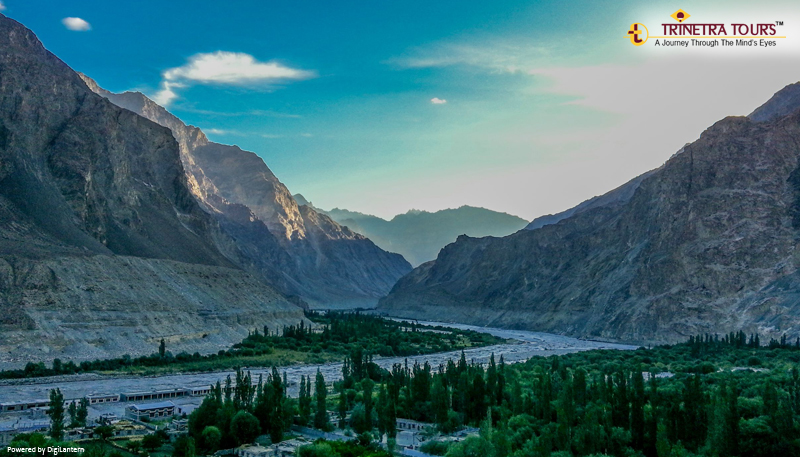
(389, 40, 551, 74)
(176, 106, 302, 119)
(261, 134, 285, 139)
(430, 97, 447, 104)
(0, 2, 6, 12)
(62, 17, 91, 31)
(153, 51, 316, 106)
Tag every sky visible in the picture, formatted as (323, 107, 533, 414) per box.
(4, 0, 800, 220)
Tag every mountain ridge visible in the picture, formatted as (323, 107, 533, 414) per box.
(0, 14, 303, 366)
(79, 75, 411, 307)
(379, 80, 800, 344)
(293, 198, 529, 267)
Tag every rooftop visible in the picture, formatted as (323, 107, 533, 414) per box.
(127, 401, 176, 411)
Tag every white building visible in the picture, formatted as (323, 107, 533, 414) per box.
(125, 401, 176, 421)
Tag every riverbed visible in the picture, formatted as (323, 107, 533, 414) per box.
(0, 321, 637, 404)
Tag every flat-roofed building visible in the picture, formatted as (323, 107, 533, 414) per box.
(86, 394, 120, 404)
(190, 386, 212, 397)
(396, 418, 432, 431)
(120, 389, 189, 402)
(0, 399, 49, 412)
(125, 401, 176, 421)
(0, 421, 49, 445)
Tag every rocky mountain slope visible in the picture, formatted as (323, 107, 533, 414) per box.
(79, 77, 411, 308)
(295, 198, 528, 267)
(0, 15, 303, 367)
(379, 81, 800, 344)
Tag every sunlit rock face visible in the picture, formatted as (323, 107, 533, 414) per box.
(79, 74, 410, 309)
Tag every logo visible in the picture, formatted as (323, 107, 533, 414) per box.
(625, 10, 784, 47)
(627, 23, 648, 46)
(671, 9, 690, 23)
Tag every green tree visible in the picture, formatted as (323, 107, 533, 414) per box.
(656, 422, 671, 457)
(67, 401, 78, 428)
(47, 388, 65, 441)
(299, 375, 312, 426)
(297, 442, 337, 457)
(199, 426, 221, 452)
(126, 441, 142, 456)
(142, 433, 166, 452)
(709, 382, 739, 457)
(337, 388, 348, 429)
(351, 404, 370, 434)
(468, 373, 487, 424)
(314, 370, 331, 431)
(76, 398, 89, 428)
(94, 425, 115, 442)
(377, 384, 390, 436)
(159, 338, 166, 358)
(432, 376, 450, 430)
(230, 411, 260, 445)
(444, 436, 496, 457)
(486, 354, 498, 407)
(173, 436, 196, 457)
(362, 378, 375, 432)
(631, 370, 646, 449)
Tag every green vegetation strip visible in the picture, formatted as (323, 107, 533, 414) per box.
(0, 312, 504, 378)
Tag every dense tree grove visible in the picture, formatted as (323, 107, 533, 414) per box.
(15, 329, 800, 457)
(187, 367, 295, 451)
(330, 333, 800, 457)
(238, 312, 500, 358)
(297, 439, 392, 457)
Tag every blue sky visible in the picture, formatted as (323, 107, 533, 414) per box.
(5, 0, 800, 219)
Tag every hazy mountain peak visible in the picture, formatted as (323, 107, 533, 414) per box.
(293, 193, 312, 207)
(315, 202, 528, 266)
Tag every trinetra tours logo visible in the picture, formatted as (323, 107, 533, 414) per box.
(626, 9, 786, 48)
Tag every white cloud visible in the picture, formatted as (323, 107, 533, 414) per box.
(178, 107, 302, 118)
(300, 133, 313, 137)
(204, 128, 228, 135)
(62, 17, 91, 31)
(0, 2, 6, 12)
(430, 97, 447, 104)
(153, 51, 316, 106)
(390, 41, 551, 73)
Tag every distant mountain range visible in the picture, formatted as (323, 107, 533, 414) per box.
(293, 196, 529, 267)
(379, 80, 800, 344)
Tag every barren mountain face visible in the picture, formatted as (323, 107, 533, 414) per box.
(380, 83, 800, 344)
(0, 15, 303, 366)
(78, 76, 411, 308)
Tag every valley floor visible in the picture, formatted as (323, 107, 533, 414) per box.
(0, 322, 636, 408)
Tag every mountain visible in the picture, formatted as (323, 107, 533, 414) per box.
(293, 199, 529, 267)
(379, 81, 800, 344)
(80, 78, 411, 308)
(525, 170, 655, 231)
(0, 14, 303, 366)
